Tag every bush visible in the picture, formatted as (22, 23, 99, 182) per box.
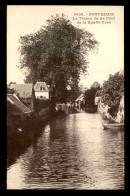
(34, 99, 50, 112)
(84, 86, 101, 108)
(102, 72, 124, 117)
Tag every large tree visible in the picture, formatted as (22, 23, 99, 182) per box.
(84, 84, 101, 107)
(91, 81, 101, 89)
(102, 72, 124, 117)
(18, 14, 99, 102)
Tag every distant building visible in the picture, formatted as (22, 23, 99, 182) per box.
(75, 94, 85, 109)
(9, 83, 34, 112)
(117, 94, 124, 123)
(34, 82, 49, 100)
(95, 90, 103, 105)
(94, 90, 107, 115)
(76, 94, 84, 102)
(119, 95, 124, 109)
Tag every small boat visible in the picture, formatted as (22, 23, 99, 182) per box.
(102, 123, 124, 130)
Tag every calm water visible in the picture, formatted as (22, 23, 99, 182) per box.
(7, 112, 124, 190)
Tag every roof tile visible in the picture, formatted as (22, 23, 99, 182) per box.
(10, 84, 33, 98)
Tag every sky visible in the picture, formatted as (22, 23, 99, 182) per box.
(7, 5, 124, 88)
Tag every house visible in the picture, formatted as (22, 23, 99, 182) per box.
(9, 83, 34, 112)
(75, 94, 85, 109)
(76, 94, 84, 102)
(117, 94, 124, 123)
(94, 90, 107, 115)
(7, 93, 31, 126)
(119, 95, 124, 109)
(95, 90, 103, 106)
(34, 82, 49, 100)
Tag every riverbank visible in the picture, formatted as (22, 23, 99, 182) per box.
(7, 106, 51, 134)
(7, 106, 52, 168)
(7, 104, 80, 167)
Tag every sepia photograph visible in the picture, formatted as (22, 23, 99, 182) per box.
(7, 5, 124, 190)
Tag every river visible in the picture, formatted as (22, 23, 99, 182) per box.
(7, 112, 124, 190)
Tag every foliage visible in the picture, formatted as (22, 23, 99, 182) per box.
(91, 81, 101, 89)
(102, 72, 124, 117)
(102, 72, 124, 106)
(66, 87, 80, 103)
(34, 99, 50, 113)
(18, 14, 99, 103)
(95, 89, 102, 97)
(84, 85, 101, 107)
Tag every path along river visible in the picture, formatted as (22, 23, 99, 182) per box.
(7, 112, 124, 190)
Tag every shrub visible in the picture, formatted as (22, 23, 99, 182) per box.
(34, 99, 50, 112)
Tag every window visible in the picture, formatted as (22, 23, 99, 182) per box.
(40, 86, 45, 91)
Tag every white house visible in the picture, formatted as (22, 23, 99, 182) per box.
(95, 90, 103, 105)
(34, 82, 49, 100)
(75, 94, 85, 109)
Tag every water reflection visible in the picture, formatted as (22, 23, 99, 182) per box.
(7, 113, 124, 190)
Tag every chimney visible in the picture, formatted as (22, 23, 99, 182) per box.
(9, 82, 16, 87)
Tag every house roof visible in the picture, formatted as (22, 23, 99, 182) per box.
(10, 83, 33, 98)
(76, 94, 84, 102)
(7, 94, 31, 114)
(34, 82, 49, 92)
